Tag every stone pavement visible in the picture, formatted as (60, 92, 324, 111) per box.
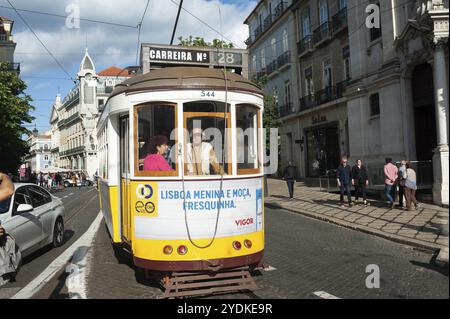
(265, 178, 449, 265)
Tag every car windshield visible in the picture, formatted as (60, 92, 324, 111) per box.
(0, 198, 11, 214)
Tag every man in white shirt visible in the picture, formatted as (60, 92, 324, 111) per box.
(185, 128, 223, 175)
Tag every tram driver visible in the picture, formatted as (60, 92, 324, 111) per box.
(185, 127, 224, 176)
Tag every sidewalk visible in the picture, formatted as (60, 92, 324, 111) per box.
(265, 178, 449, 265)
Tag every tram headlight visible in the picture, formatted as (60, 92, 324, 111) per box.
(163, 245, 173, 255)
(244, 239, 252, 249)
(232, 241, 242, 250)
(177, 245, 188, 255)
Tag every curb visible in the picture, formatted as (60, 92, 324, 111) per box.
(435, 247, 449, 267)
(265, 198, 448, 256)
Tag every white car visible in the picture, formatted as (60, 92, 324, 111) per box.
(0, 183, 65, 258)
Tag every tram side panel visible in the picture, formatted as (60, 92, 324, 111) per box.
(98, 114, 123, 243)
(129, 177, 264, 270)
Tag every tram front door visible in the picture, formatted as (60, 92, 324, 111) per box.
(120, 116, 131, 243)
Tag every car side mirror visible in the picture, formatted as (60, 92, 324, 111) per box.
(17, 204, 33, 213)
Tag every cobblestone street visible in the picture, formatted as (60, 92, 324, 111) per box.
(86, 205, 449, 299)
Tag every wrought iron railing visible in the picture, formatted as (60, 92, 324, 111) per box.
(274, 1, 287, 20)
(313, 21, 331, 45)
(277, 50, 290, 68)
(267, 60, 278, 75)
(297, 35, 313, 56)
(254, 25, 263, 39)
(299, 94, 316, 112)
(264, 15, 273, 31)
(279, 102, 294, 117)
(332, 7, 348, 33)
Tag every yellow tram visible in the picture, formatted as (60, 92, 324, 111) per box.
(97, 67, 264, 273)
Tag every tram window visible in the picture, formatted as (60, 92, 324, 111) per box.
(135, 103, 177, 176)
(236, 104, 261, 174)
(184, 101, 231, 176)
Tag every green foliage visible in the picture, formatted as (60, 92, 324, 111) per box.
(0, 63, 35, 173)
(178, 36, 234, 48)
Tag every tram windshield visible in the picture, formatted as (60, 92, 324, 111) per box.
(133, 100, 261, 177)
(184, 101, 231, 176)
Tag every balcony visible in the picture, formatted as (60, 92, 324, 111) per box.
(335, 79, 350, 98)
(332, 7, 348, 34)
(1, 62, 20, 73)
(297, 35, 314, 57)
(263, 15, 273, 31)
(313, 22, 331, 46)
(279, 102, 294, 117)
(299, 94, 317, 112)
(97, 86, 114, 94)
(274, 2, 288, 20)
(316, 86, 335, 105)
(65, 112, 80, 125)
(60, 146, 86, 157)
(256, 68, 267, 80)
(299, 82, 349, 112)
(63, 93, 80, 108)
(254, 25, 263, 39)
(267, 60, 278, 75)
(277, 50, 290, 69)
(247, 1, 290, 47)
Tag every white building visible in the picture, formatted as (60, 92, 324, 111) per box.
(52, 49, 132, 178)
(24, 128, 52, 173)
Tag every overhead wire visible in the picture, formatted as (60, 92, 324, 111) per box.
(136, 0, 151, 66)
(6, 0, 75, 82)
(0, 4, 138, 29)
(169, 0, 244, 49)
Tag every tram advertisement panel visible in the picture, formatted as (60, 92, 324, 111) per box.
(131, 178, 263, 240)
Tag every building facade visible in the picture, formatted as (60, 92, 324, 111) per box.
(0, 16, 20, 73)
(23, 128, 52, 173)
(244, 0, 448, 205)
(244, 0, 350, 179)
(346, 0, 449, 205)
(53, 50, 131, 177)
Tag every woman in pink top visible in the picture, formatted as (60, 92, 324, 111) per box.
(143, 135, 173, 171)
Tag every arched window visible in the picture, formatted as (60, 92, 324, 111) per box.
(271, 38, 277, 59)
(282, 29, 289, 52)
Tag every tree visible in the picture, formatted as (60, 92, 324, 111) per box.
(0, 62, 35, 173)
(178, 36, 234, 48)
(253, 75, 281, 151)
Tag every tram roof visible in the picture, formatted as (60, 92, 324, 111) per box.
(110, 67, 263, 97)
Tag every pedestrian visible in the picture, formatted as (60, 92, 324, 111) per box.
(283, 161, 296, 199)
(38, 172, 44, 187)
(404, 161, 420, 211)
(337, 156, 353, 207)
(397, 160, 407, 209)
(383, 157, 398, 209)
(352, 159, 369, 205)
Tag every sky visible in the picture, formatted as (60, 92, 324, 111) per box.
(1, 0, 256, 133)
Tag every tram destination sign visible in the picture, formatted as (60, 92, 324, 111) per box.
(148, 47, 210, 64)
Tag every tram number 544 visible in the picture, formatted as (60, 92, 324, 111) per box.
(201, 91, 215, 97)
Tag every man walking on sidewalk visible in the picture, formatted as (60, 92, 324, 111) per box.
(384, 157, 398, 209)
(337, 156, 353, 207)
(283, 161, 296, 200)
